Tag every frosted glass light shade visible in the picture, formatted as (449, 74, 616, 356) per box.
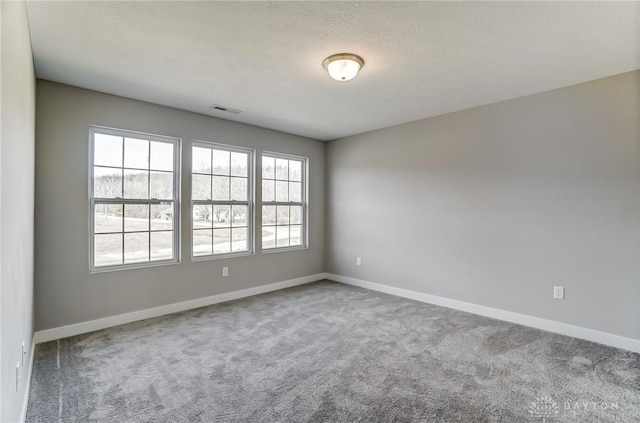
(323, 53, 364, 82)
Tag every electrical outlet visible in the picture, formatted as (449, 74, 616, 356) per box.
(356, 257, 362, 266)
(222, 266, 229, 277)
(553, 286, 565, 300)
(22, 341, 26, 367)
(16, 362, 20, 391)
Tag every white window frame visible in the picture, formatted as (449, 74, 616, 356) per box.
(89, 126, 181, 272)
(191, 140, 255, 261)
(261, 151, 308, 253)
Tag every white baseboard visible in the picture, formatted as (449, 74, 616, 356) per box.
(326, 273, 640, 354)
(33, 272, 639, 353)
(20, 337, 36, 423)
(34, 273, 327, 344)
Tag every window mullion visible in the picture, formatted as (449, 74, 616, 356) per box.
(263, 201, 302, 207)
(192, 199, 215, 206)
(121, 136, 125, 201)
(148, 203, 152, 261)
(147, 140, 151, 200)
(211, 201, 249, 206)
(209, 148, 213, 200)
(193, 200, 250, 206)
(94, 198, 159, 205)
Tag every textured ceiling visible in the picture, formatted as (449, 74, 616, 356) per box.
(26, 1, 640, 141)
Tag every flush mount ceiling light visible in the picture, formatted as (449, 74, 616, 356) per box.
(323, 53, 365, 82)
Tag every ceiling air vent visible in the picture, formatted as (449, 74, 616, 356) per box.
(211, 104, 242, 114)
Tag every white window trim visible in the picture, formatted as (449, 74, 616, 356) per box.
(261, 151, 309, 253)
(191, 140, 255, 261)
(88, 125, 182, 272)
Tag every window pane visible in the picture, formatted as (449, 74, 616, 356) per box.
(230, 177, 247, 201)
(290, 206, 302, 225)
(213, 176, 230, 201)
(230, 152, 247, 177)
(124, 204, 149, 232)
(232, 228, 247, 252)
(262, 206, 276, 225)
(213, 228, 231, 254)
(192, 205, 212, 228)
(277, 206, 289, 225)
(276, 226, 290, 248)
(212, 149, 230, 175)
(275, 158, 288, 180)
(94, 204, 122, 234)
(213, 205, 230, 228)
(94, 167, 122, 198)
(94, 133, 123, 167)
(192, 147, 211, 174)
(289, 182, 302, 202)
(151, 231, 173, 261)
(275, 181, 288, 202)
(192, 174, 212, 201)
(262, 156, 275, 179)
(262, 226, 275, 249)
(232, 205, 248, 227)
(151, 203, 174, 230)
(124, 232, 149, 263)
(290, 225, 303, 246)
(150, 141, 173, 171)
(262, 180, 274, 202)
(150, 171, 173, 199)
(124, 138, 149, 169)
(193, 229, 213, 256)
(289, 160, 302, 182)
(124, 169, 148, 199)
(94, 234, 123, 266)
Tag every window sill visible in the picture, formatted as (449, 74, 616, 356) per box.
(191, 251, 255, 262)
(89, 258, 180, 274)
(261, 245, 308, 254)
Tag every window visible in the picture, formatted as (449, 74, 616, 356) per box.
(262, 153, 307, 250)
(192, 142, 253, 258)
(89, 127, 180, 270)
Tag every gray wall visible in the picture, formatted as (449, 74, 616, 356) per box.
(35, 81, 325, 330)
(326, 71, 640, 340)
(1, 1, 36, 421)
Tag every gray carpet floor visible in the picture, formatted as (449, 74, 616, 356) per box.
(26, 281, 639, 422)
